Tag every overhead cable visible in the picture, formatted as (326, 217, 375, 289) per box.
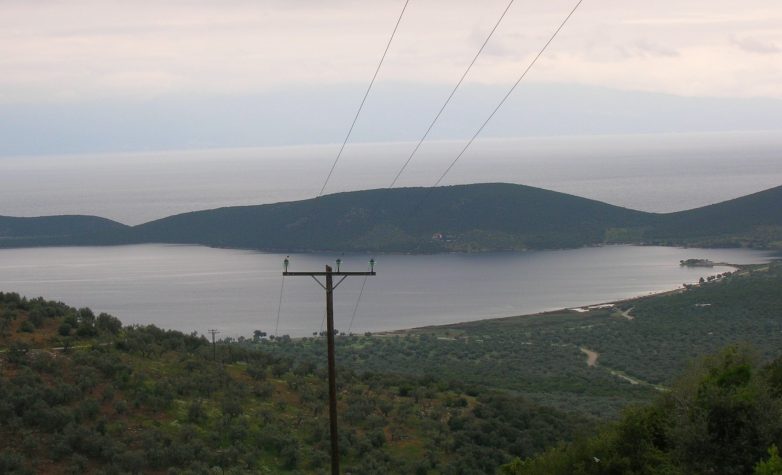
(430, 0, 584, 188)
(388, 0, 516, 189)
(318, 0, 411, 197)
(346, 274, 369, 335)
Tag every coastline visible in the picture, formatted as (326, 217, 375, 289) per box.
(373, 263, 764, 337)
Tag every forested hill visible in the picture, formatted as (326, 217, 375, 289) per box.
(646, 184, 782, 247)
(0, 215, 129, 247)
(130, 183, 653, 251)
(1, 182, 780, 251)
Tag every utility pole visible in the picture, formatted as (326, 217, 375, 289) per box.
(208, 329, 220, 361)
(283, 259, 375, 475)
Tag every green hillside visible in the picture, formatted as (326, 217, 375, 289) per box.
(0, 292, 588, 474)
(646, 184, 782, 248)
(504, 346, 782, 475)
(0, 215, 129, 247)
(130, 183, 653, 251)
(1, 183, 780, 252)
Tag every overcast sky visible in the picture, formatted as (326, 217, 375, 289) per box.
(3, 0, 781, 102)
(1, 0, 780, 154)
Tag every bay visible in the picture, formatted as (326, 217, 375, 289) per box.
(0, 244, 773, 338)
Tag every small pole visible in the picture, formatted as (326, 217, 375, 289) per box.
(325, 265, 339, 475)
(208, 329, 220, 361)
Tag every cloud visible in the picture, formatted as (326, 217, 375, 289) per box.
(634, 39, 679, 58)
(733, 36, 781, 54)
(0, 0, 780, 103)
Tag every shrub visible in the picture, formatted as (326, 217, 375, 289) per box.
(58, 323, 72, 337)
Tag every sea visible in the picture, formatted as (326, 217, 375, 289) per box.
(1, 131, 781, 225)
(0, 131, 780, 337)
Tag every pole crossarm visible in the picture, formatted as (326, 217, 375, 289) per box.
(284, 271, 376, 276)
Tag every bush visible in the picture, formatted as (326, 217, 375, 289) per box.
(7, 342, 31, 364)
(113, 399, 128, 415)
(96, 313, 122, 335)
(756, 445, 782, 475)
(280, 442, 299, 470)
(58, 323, 72, 337)
(18, 320, 34, 333)
(0, 449, 28, 474)
(187, 401, 206, 424)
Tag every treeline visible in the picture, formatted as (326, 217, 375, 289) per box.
(503, 345, 782, 474)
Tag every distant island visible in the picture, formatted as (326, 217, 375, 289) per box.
(1, 182, 781, 253)
(679, 258, 715, 267)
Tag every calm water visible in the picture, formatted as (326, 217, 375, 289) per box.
(1, 131, 781, 225)
(1, 132, 779, 336)
(0, 245, 773, 337)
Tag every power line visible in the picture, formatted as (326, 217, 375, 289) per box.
(347, 274, 369, 335)
(349, 0, 576, 331)
(318, 0, 411, 197)
(279, 1, 409, 339)
(387, 0, 515, 189)
(283, 0, 585, 345)
(431, 0, 585, 189)
(397, 0, 585, 228)
(347, 2, 515, 333)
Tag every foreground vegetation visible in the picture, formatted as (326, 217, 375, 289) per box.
(503, 346, 782, 475)
(0, 292, 588, 474)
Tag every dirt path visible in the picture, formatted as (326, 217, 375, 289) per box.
(580, 347, 599, 367)
(620, 307, 635, 320)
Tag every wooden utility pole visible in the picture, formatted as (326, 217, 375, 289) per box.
(208, 329, 220, 361)
(283, 260, 375, 475)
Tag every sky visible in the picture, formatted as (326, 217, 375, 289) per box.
(1, 0, 781, 155)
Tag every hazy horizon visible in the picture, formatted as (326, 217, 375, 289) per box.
(2, 131, 780, 225)
(2, 0, 780, 157)
(2, 82, 782, 157)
